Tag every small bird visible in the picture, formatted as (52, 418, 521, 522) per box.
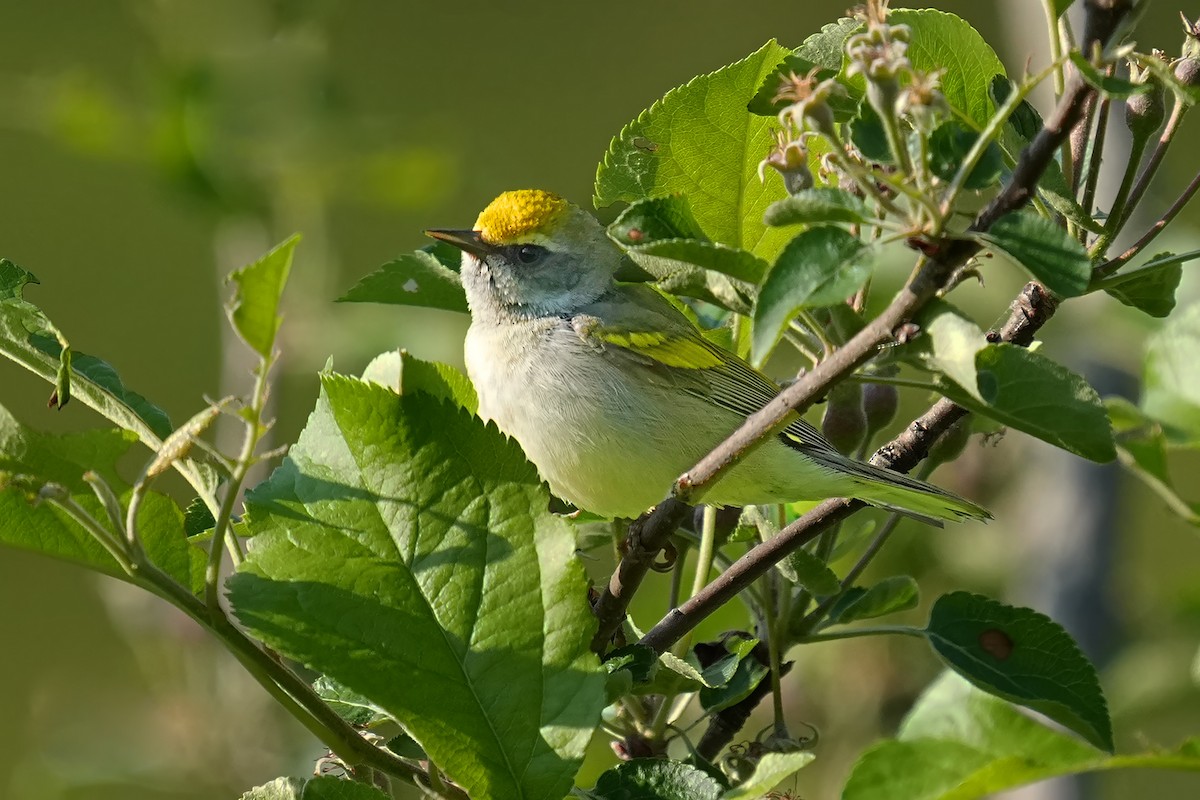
(427, 190, 987, 522)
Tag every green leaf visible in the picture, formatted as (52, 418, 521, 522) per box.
(747, 19, 862, 116)
(699, 655, 769, 714)
(360, 350, 478, 414)
(921, 303, 988, 403)
(847, 99, 892, 164)
(763, 188, 869, 227)
(1142, 304, 1200, 442)
(721, 751, 815, 800)
(889, 9, 1006, 128)
(990, 76, 1043, 142)
(826, 576, 919, 625)
(0, 403, 202, 591)
(587, 759, 725, 800)
(751, 226, 872, 365)
(778, 547, 841, 595)
(1099, 250, 1190, 318)
(608, 196, 769, 285)
(239, 776, 389, 800)
(927, 120, 1003, 189)
(0, 258, 39, 299)
(608, 194, 709, 243)
(923, 592, 1113, 752)
(1069, 52, 1147, 99)
(313, 675, 392, 727)
(976, 212, 1092, 297)
(226, 235, 297, 358)
(228, 375, 606, 800)
(595, 41, 795, 260)
(935, 343, 1116, 462)
(338, 248, 469, 313)
(843, 672, 1200, 800)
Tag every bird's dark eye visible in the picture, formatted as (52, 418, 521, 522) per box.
(515, 244, 545, 264)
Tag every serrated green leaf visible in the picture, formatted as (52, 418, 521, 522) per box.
(239, 776, 389, 800)
(588, 759, 725, 800)
(1142, 304, 1200, 442)
(0, 403, 203, 591)
(928, 120, 1003, 189)
(338, 248, 468, 313)
(1069, 52, 1147, 99)
(0, 258, 39, 299)
(751, 226, 872, 366)
(976, 212, 1092, 297)
(924, 592, 1113, 752)
(626, 240, 769, 285)
(889, 9, 1006, 128)
(763, 188, 869, 227)
(226, 235, 297, 358)
(843, 672, 1200, 800)
(595, 41, 794, 260)
(721, 751, 815, 800)
(360, 350, 478, 414)
(827, 575, 919, 625)
(935, 343, 1116, 462)
(228, 376, 605, 800)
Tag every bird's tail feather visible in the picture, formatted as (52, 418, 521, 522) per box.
(812, 452, 990, 523)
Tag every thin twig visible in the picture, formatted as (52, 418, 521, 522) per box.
(1094, 167, 1200, 277)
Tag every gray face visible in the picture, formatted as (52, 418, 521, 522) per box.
(461, 242, 594, 318)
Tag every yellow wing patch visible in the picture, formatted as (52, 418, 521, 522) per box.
(475, 189, 569, 244)
(599, 329, 725, 369)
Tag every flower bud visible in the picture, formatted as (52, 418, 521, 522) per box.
(821, 382, 866, 456)
(1174, 56, 1200, 87)
(862, 382, 899, 439)
(1125, 79, 1165, 140)
(927, 418, 972, 468)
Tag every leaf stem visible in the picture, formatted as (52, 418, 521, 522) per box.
(796, 624, 925, 643)
(1042, 0, 1066, 98)
(1078, 95, 1111, 226)
(205, 356, 273, 614)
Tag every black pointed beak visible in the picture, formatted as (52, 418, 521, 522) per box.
(425, 229, 495, 258)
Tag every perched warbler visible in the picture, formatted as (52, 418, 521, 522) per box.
(427, 189, 987, 523)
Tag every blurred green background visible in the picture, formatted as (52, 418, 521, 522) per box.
(0, 1, 1198, 798)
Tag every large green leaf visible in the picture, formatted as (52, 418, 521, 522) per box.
(935, 343, 1116, 462)
(751, 226, 872, 365)
(226, 235, 297, 358)
(1142, 303, 1200, 442)
(976, 212, 1092, 298)
(747, 18, 862, 117)
(0, 403, 202, 591)
(595, 41, 794, 260)
(924, 592, 1113, 752)
(826, 576, 919, 626)
(889, 9, 1006, 128)
(843, 672, 1200, 800)
(228, 374, 605, 800)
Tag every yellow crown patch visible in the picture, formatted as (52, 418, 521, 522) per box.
(475, 189, 569, 244)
